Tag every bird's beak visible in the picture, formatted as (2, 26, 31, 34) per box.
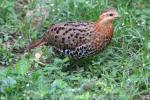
(114, 14, 121, 19)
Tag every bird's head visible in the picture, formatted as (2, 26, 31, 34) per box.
(99, 8, 121, 24)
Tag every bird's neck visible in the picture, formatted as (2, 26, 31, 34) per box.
(94, 20, 113, 37)
(93, 21, 114, 50)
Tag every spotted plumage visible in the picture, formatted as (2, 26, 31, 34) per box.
(26, 8, 121, 59)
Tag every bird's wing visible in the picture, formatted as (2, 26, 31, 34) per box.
(44, 22, 95, 50)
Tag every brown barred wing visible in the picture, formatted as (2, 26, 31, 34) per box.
(44, 22, 95, 50)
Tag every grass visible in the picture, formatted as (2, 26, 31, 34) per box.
(0, 0, 150, 99)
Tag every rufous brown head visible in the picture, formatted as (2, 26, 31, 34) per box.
(99, 8, 121, 23)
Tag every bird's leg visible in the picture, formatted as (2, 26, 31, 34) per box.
(61, 58, 81, 72)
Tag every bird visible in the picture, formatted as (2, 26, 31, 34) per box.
(25, 8, 121, 59)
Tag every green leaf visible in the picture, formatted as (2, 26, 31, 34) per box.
(77, 0, 86, 3)
(148, 42, 150, 49)
(51, 79, 68, 89)
(16, 58, 31, 75)
(35, 76, 49, 98)
(1, 77, 16, 87)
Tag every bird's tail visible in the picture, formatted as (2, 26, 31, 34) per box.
(25, 38, 47, 52)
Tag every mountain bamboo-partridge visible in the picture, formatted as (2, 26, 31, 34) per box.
(26, 8, 121, 59)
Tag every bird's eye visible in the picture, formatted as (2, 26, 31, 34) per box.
(109, 13, 113, 16)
